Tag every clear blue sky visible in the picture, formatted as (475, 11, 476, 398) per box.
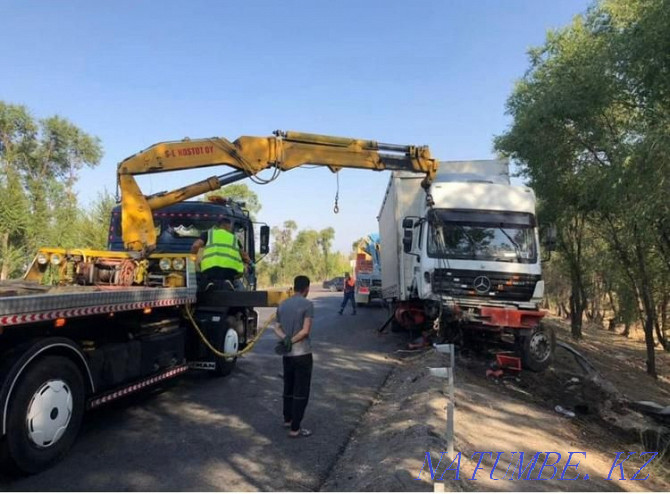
(1, 0, 589, 253)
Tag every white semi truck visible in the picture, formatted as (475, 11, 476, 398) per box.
(378, 160, 555, 371)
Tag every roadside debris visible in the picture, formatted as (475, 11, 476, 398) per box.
(631, 401, 670, 424)
(486, 367, 504, 379)
(495, 352, 522, 372)
(555, 405, 576, 418)
(407, 333, 431, 350)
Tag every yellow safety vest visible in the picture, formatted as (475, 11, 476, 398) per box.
(200, 228, 244, 273)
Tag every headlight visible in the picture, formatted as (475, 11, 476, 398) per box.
(159, 258, 172, 271)
(36, 253, 49, 265)
(172, 258, 185, 270)
(50, 254, 62, 265)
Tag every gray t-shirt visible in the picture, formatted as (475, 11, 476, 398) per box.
(276, 294, 314, 357)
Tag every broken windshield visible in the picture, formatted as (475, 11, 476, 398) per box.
(427, 209, 537, 263)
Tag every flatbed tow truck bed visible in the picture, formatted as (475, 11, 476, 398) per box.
(0, 268, 198, 327)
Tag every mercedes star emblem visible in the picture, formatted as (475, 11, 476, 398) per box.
(473, 275, 491, 294)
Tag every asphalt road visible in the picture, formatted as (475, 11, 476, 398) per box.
(2, 290, 403, 491)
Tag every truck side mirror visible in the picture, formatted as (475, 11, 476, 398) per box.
(402, 229, 413, 254)
(260, 225, 270, 255)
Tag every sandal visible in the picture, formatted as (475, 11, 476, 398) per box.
(288, 428, 312, 438)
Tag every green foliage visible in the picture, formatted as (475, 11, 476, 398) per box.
(255, 220, 349, 287)
(495, 0, 670, 375)
(77, 191, 118, 249)
(206, 184, 261, 219)
(0, 101, 103, 278)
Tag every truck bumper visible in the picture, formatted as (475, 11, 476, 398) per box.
(477, 306, 545, 329)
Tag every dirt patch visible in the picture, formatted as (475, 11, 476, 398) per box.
(322, 321, 670, 491)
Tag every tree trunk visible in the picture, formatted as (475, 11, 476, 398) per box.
(559, 301, 570, 320)
(569, 282, 584, 339)
(643, 312, 657, 378)
(606, 289, 618, 330)
(654, 316, 669, 351)
(661, 294, 669, 351)
(633, 232, 657, 377)
(0, 231, 9, 280)
(569, 264, 585, 339)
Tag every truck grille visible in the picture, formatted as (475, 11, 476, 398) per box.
(432, 269, 540, 301)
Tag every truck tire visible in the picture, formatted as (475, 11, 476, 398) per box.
(517, 325, 556, 372)
(1, 356, 85, 474)
(390, 316, 405, 333)
(212, 316, 240, 377)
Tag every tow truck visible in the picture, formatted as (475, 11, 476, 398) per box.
(0, 130, 437, 473)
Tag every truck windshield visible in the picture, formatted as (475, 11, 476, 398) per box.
(427, 210, 537, 263)
(164, 217, 249, 253)
(109, 212, 251, 254)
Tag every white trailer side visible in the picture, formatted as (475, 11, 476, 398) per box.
(436, 159, 510, 184)
(378, 172, 424, 301)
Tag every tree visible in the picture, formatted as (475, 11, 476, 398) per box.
(77, 190, 118, 249)
(317, 227, 335, 280)
(255, 220, 350, 287)
(495, 0, 670, 376)
(206, 184, 261, 219)
(0, 167, 30, 278)
(0, 103, 36, 278)
(0, 101, 103, 277)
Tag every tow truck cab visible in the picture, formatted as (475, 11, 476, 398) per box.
(108, 201, 254, 254)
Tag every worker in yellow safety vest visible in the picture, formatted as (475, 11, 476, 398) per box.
(191, 217, 251, 290)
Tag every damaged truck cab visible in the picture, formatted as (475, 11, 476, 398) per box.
(379, 160, 555, 371)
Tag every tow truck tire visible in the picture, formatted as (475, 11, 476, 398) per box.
(517, 324, 556, 372)
(1, 356, 85, 474)
(212, 316, 240, 377)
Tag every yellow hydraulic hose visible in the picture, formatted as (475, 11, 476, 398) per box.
(184, 304, 276, 358)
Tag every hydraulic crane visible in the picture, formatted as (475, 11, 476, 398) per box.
(117, 130, 438, 251)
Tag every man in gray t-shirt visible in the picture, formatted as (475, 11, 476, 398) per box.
(273, 275, 314, 438)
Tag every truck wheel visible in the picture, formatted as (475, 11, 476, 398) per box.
(517, 325, 556, 372)
(390, 317, 405, 333)
(1, 356, 85, 474)
(212, 316, 239, 377)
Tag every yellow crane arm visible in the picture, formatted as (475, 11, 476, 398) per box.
(117, 130, 438, 251)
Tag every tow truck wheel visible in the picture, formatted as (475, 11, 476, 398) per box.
(212, 316, 240, 377)
(517, 324, 556, 372)
(1, 356, 85, 474)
